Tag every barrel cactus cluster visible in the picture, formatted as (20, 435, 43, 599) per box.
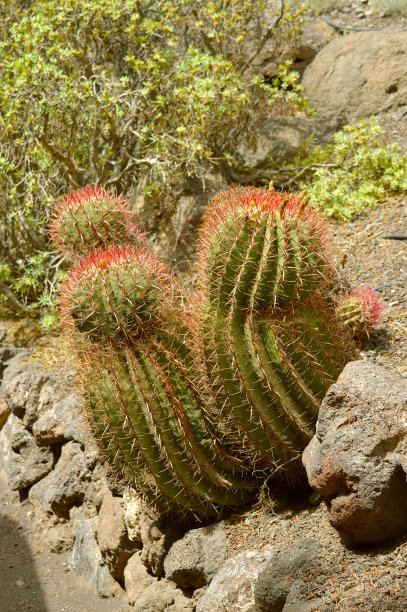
(49, 184, 382, 518)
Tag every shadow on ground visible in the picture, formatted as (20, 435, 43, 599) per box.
(0, 513, 48, 612)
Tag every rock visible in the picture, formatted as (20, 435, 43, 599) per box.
(140, 504, 185, 577)
(123, 551, 155, 606)
(294, 20, 338, 65)
(239, 113, 345, 167)
(0, 347, 28, 377)
(0, 413, 55, 490)
(130, 171, 227, 268)
(302, 28, 407, 120)
(196, 547, 275, 612)
(133, 578, 193, 612)
(303, 360, 407, 544)
(254, 538, 321, 612)
(0, 395, 10, 430)
(1, 360, 55, 426)
(69, 516, 117, 598)
(29, 441, 95, 518)
(32, 394, 86, 446)
(123, 486, 143, 542)
(164, 522, 228, 589)
(97, 489, 141, 580)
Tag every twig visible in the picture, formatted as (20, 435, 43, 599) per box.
(322, 17, 385, 33)
(382, 234, 407, 240)
(0, 282, 31, 314)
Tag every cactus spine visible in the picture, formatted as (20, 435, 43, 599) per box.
(196, 187, 354, 471)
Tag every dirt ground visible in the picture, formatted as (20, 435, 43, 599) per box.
(0, 478, 132, 612)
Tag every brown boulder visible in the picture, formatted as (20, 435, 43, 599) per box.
(302, 28, 407, 120)
(303, 360, 407, 545)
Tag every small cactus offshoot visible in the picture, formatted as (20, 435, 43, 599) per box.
(336, 286, 384, 337)
(48, 185, 145, 257)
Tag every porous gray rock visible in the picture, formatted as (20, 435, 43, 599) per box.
(133, 578, 193, 612)
(164, 522, 228, 589)
(0, 413, 55, 490)
(0, 347, 28, 377)
(32, 394, 86, 446)
(303, 360, 407, 545)
(196, 547, 275, 612)
(254, 538, 321, 612)
(0, 359, 57, 426)
(123, 551, 155, 606)
(140, 504, 185, 577)
(97, 489, 141, 580)
(29, 441, 95, 517)
(302, 28, 407, 120)
(69, 516, 117, 598)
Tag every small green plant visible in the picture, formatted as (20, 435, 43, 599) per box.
(271, 117, 407, 220)
(0, 0, 308, 315)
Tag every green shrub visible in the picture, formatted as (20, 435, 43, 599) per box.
(0, 0, 307, 314)
(272, 117, 407, 220)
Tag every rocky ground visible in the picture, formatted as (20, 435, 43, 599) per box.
(0, 476, 131, 612)
(0, 194, 405, 612)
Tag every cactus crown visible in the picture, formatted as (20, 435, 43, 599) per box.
(48, 185, 145, 257)
(60, 245, 172, 343)
(197, 186, 331, 310)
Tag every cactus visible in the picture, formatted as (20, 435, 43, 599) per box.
(336, 286, 384, 337)
(52, 183, 357, 516)
(196, 186, 355, 471)
(48, 185, 145, 257)
(60, 242, 256, 518)
(60, 245, 172, 343)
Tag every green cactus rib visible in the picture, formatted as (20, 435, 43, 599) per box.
(83, 340, 255, 517)
(198, 189, 352, 468)
(85, 363, 171, 509)
(148, 332, 255, 488)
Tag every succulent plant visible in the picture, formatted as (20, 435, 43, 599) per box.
(52, 183, 356, 516)
(60, 245, 172, 343)
(58, 237, 255, 518)
(195, 186, 354, 471)
(336, 286, 384, 337)
(48, 185, 145, 257)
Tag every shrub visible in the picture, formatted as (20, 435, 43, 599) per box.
(0, 0, 307, 314)
(270, 117, 407, 220)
